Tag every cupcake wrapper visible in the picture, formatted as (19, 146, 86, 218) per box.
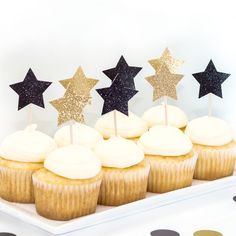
(193, 145, 236, 180)
(0, 166, 37, 203)
(98, 161, 150, 206)
(146, 153, 198, 193)
(32, 174, 102, 221)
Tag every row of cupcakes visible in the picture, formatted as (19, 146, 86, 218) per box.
(96, 104, 236, 180)
(0, 104, 235, 221)
(0, 124, 149, 220)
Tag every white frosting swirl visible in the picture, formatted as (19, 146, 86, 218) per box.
(0, 124, 57, 162)
(95, 111, 148, 139)
(142, 105, 188, 128)
(138, 125, 192, 156)
(95, 136, 144, 168)
(185, 116, 233, 146)
(44, 145, 101, 179)
(54, 123, 103, 149)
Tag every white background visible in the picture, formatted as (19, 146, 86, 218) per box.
(0, 0, 236, 141)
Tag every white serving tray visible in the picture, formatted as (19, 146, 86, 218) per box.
(0, 176, 236, 235)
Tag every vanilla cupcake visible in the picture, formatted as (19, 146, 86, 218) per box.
(95, 111, 148, 141)
(54, 122, 103, 149)
(0, 124, 56, 203)
(32, 145, 102, 220)
(142, 104, 188, 131)
(185, 116, 236, 180)
(95, 136, 150, 206)
(138, 125, 197, 193)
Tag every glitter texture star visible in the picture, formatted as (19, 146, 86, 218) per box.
(59, 67, 98, 96)
(96, 74, 138, 116)
(51, 67, 95, 126)
(50, 90, 90, 126)
(145, 64, 184, 101)
(192, 60, 230, 98)
(149, 48, 184, 74)
(10, 68, 52, 110)
(103, 55, 142, 90)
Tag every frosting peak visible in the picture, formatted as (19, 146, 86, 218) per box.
(44, 145, 101, 179)
(95, 111, 148, 138)
(95, 136, 144, 168)
(25, 124, 37, 132)
(138, 125, 192, 156)
(142, 104, 188, 128)
(185, 116, 233, 146)
(54, 123, 103, 149)
(0, 125, 57, 162)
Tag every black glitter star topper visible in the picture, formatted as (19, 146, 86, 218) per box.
(103, 55, 142, 90)
(10, 68, 52, 110)
(192, 60, 230, 116)
(96, 73, 138, 136)
(10, 68, 52, 125)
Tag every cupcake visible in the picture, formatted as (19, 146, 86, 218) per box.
(95, 136, 150, 206)
(95, 111, 148, 142)
(0, 124, 56, 203)
(138, 125, 197, 193)
(185, 116, 236, 180)
(54, 122, 103, 149)
(32, 145, 102, 220)
(142, 104, 188, 131)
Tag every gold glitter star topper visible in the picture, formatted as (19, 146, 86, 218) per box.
(149, 47, 184, 74)
(146, 48, 184, 101)
(50, 67, 98, 126)
(145, 63, 184, 101)
(145, 48, 184, 126)
(59, 67, 98, 97)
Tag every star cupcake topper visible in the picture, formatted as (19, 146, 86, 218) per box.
(9, 68, 52, 125)
(96, 74, 138, 116)
(145, 48, 184, 125)
(50, 67, 96, 126)
(97, 68, 138, 136)
(103, 55, 142, 90)
(50, 67, 97, 143)
(192, 59, 230, 116)
(59, 67, 98, 96)
(192, 60, 230, 98)
(10, 68, 52, 110)
(149, 48, 184, 74)
(145, 63, 183, 101)
(50, 91, 90, 126)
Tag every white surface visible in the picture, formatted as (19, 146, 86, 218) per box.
(0, 0, 236, 140)
(0, 177, 236, 235)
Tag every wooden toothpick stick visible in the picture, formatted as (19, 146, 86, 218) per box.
(164, 96, 168, 126)
(208, 93, 212, 117)
(69, 121, 74, 144)
(28, 104, 33, 125)
(113, 110, 118, 137)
